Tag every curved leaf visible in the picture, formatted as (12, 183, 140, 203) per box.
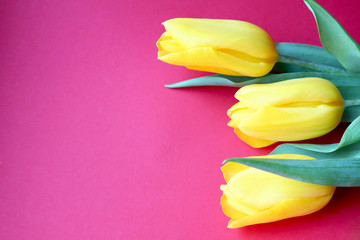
(165, 72, 360, 88)
(222, 93, 360, 187)
(224, 116, 360, 186)
(341, 106, 360, 123)
(166, 72, 360, 122)
(304, 0, 360, 72)
(165, 74, 253, 88)
(223, 157, 360, 186)
(271, 142, 360, 160)
(273, 42, 344, 73)
(271, 115, 360, 155)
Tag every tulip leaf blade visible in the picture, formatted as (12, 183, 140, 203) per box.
(165, 72, 360, 88)
(304, 0, 360, 72)
(275, 43, 348, 73)
(273, 43, 344, 73)
(166, 72, 360, 122)
(271, 142, 360, 161)
(342, 106, 360, 122)
(225, 115, 360, 186)
(165, 74, 253, 88)
(223, 157, 360, 186)
(271, 115, 360, 156)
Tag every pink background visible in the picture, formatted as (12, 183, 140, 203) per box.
(1, 0, 360, 239)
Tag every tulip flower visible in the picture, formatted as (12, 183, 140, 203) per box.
(220, 154, 336, 228)
(227, 77, 344, 148)
(156, 18, 278, 77)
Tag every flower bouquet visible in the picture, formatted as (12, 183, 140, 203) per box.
(157, 0, 360, 228)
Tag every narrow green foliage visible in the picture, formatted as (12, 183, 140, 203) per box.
(274, 43, 344, 73)
(304, 0, 360, 72)
(223, 157, 360, 186)
(166, 72, 360, 122)
(271, 115, 360, 155)
(223, 116, 360, 187)
(165, 72, 360, 88)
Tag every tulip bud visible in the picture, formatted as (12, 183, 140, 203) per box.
(220, 154, 336, 228)
(156, 18, 278, 77)
(227, 77, 344, 148)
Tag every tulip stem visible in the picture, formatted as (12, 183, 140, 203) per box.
(277, 54, 356, 75)
(344, 100, 360, 108)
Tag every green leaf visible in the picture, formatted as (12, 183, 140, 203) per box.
(276, 55, 352, 74)
(166, 72, 360, 122)
(271, 141, 360, 160)
(165, 74, 253, 88)
(304, 0, 360, 72)
(273, 43, 344, 73)
(165, 72, 360, 88)
(224, 116, 360, 186)
(223, 157, 360, 186)
(271, 115, 360, 155)
(341, 106, 360, 123)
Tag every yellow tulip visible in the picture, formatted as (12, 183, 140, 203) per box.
(220, 154, 336, 228)
(227, 77, 344, 148)
(156, 18, 277, 77)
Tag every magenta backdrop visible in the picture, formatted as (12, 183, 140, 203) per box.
(1, 0, 360, 239)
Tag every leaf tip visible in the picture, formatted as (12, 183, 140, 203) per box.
(164, 84, 179, 88)
(164, 81, 190, 88)
(303, 0, 313, 11)
(222, 159, 232, 164)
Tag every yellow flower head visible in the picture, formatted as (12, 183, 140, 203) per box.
(228, 77, 344, 148)
(156, 18, 278, 77)
(220, 154, 336, 228)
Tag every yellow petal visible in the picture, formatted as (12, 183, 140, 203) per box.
(221, 162, 249, 183)
(162, 18, 277, 59)
(220, 194, 248, 219)
(156, 32, 171, 48)
(227, 104, 276, 147)
(226, 167, 334, 211)
(221, 185, 260, 215)
(220, 154, 336, 228)
(158, 46, 275, 77)
(227, 102, 247, 116)
(157, 18, 277, 76)
(157, 39, 184, 57)
(227, 107, 254, 127)
(238, 105, 344, 141)
(235, 78, 344, 109)
(227, 193, 334, 228)
(186, 65, 243, 76)
(221, 154, 335, 228)
(234, 128, 276, 148)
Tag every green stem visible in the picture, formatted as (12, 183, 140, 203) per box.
(277, 54, 356, 75)
(344, 99, 360, 108)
